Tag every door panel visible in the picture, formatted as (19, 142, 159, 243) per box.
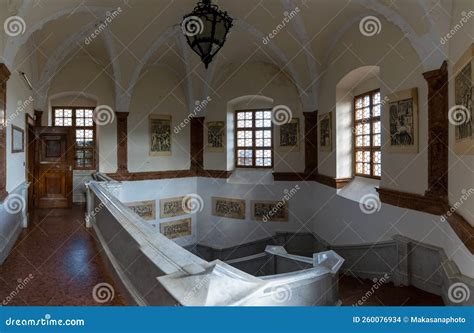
(35, 127, 73, 208)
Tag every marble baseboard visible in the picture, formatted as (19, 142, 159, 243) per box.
(0, 182, 29, 265)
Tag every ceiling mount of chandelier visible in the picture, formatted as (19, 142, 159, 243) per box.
(181, 0, 233, 68)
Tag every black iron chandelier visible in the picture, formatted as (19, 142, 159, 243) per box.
(181, 0, 233, 68)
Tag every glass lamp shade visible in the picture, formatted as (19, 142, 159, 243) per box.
(181, 0, 233, 68)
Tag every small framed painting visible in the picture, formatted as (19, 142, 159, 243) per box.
(160, 196, 186, 219)
(11, 125, 24, 153)
(251, 200, 288, 222)
(160, 218, 192, 239)
(149, 114, 172, 156)
(319, 112, 332, 152)
(212, 197, 246, 220)
(206, 121, 225, 152)
(125, 200, 156, 221)
(279, 118, 299, 151)
(387, 88, 419, 154)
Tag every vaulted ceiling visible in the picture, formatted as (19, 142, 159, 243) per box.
(1, 0, 458, 111)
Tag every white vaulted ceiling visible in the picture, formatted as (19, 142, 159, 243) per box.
(2, 0, 453, 111)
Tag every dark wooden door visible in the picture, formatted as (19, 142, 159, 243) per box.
(35, 127, 74, 208)
(26, 115, 35, 213)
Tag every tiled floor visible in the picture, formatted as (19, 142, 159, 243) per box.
(0, 205, 125, 305)
(0, 205, 444, 306)
(339, 275, 444, 306)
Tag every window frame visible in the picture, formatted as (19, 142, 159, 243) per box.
(353, 89, 381, 179)
(52, 106, 97, 170)
(234, 109, 274, 169)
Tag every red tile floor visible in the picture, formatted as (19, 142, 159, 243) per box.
(0, 205, 125, 305)
(0, 205, 444, 306)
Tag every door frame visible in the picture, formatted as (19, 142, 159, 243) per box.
(34, 126, 74, 208)
(25, 114, 35, 214)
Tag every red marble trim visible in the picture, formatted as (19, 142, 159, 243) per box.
(303, 111, 318, 175)
(115, 112, 129, 175)
(0, 64, 10, 201)
(190, 117, 205, 172)
(107, 169, 232, 181)
(423, 61, 449, 199)
(377, 187, 473, 254)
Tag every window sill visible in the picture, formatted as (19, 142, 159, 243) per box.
(337, 176, 380, 202)
(227, 168, 274, 185)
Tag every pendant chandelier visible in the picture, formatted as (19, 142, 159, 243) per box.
(181, 0, 233, 68)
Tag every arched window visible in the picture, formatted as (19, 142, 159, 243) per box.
(353, 90, 381, 178)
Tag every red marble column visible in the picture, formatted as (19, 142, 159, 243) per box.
(115, 112, 129, 175)
(34, 110, 43, 127)
(423, 61, 449, 199)
(303, 111, 318, 176)
(0, 64, 10, 201)
(190, 117, 205, 172)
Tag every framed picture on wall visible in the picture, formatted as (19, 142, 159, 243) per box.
(125, 200, 156, 221)
(279, 118, 299, 151)
(319, 112, 332, 152)
(149, 114, 172, 156)
(11, 125, 24, 153)
(387, 88, 419, 154)
(160, 218, 192, 239)
(206, 121, 225, 152)
(453, 43, 473, 155)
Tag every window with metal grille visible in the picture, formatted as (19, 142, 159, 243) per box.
(53, 107, 96, 170)
(354, 90, 381, 178)
(235, 109, 273, 168)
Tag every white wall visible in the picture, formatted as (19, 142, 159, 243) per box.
(46, 57, 117, 173)
(203, 62, 305, 173)
(318, 17, 429, 195)
(127, 67, 190, 172)
(447, 1, 474, 226)
(5, 48, 34, 192)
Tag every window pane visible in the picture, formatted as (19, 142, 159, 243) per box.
(362, 107, 370, 119)
(55, 109, 64, 117)
(373, 164, 381, 177)
(355, 109, 363, 121)
(55, 118, 63, 126)
(373, 134, 381, 147)
(373, 105, 381, 117)
(373, 92, 381, 105)
(373, 121, 381, 134)
(356, 98, 363, 109)
(363, 95, 370, 107)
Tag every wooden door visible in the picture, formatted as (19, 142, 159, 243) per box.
(25, 115, 35, 212)
(35, 127, 74, 208)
